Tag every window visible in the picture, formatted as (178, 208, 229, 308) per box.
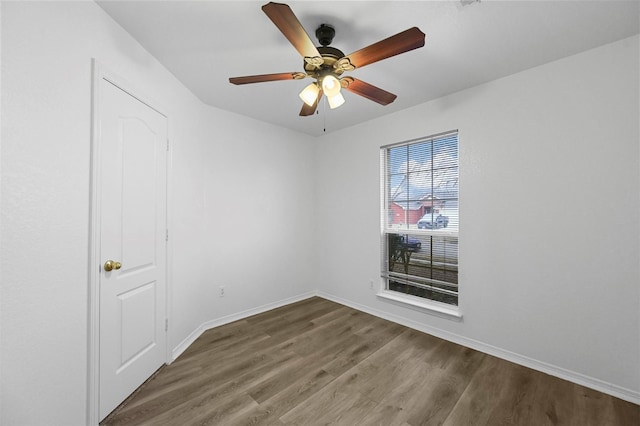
(381, 131, 459, 311)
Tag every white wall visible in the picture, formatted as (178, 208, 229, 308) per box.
(202, 110, 316, 315)
(314, 35, 640, 401)
(170, 106, 317, 354)
(0, 1, 315, 424)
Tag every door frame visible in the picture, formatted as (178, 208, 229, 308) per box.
(87, 59, 173, 425)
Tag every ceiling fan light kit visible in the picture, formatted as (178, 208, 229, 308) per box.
(327, 91, 345, 109)
(299, 82, 320, 106)
(229, 2, 425, 116)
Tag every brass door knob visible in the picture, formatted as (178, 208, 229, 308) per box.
(104, 260, 122, 272)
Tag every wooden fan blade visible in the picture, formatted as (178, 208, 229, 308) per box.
(262, 2, 321, 61)
(300, 90, 322, 116)
(229, 72, 303, 85)
(343, 78, 397, 105)
(342, 27, 425, 69)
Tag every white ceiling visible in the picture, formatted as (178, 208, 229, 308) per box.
(97, 1, 639, 137)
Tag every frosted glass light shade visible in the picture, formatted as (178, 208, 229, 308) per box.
(299, 83, 320, 106)
(327, 92, 345, 109)
(322, 75, 341, 97)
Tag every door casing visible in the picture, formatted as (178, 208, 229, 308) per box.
(88, 59, 173, 425)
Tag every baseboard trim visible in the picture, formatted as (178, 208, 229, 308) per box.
(317, 291, 640, 405)
(171, 291, 317, 361)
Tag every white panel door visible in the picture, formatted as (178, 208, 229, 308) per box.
(98, 79, 167, 420)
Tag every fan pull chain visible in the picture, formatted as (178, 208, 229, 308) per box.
(323, 96, 327, 132)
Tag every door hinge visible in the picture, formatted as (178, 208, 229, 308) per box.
(166, 229, 169, 242)
(165, 318, 169, 332)
(166, 138, 170, 151)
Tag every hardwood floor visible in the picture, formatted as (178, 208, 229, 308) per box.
(101, 297, 639, 426)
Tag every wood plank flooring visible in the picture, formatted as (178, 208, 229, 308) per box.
(101, 297, 639, 426)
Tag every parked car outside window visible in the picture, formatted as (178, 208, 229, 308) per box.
(399, 235, 422, 250)
(417, 213, 449, 229)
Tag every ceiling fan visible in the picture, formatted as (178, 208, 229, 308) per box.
(229, 2, 426, 116)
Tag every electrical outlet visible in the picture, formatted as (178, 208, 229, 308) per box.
(219, 286, 225, 297)
(369, 280, 374, 290)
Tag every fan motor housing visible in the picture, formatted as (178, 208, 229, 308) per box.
(304, 47, 346, 77)
(304, 25, 346, 77)
(316, 24, 335, 46)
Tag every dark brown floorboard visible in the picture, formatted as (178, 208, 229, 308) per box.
(101, 297, 639, 426)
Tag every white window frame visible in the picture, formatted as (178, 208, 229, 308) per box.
(379, 131, 462, 320)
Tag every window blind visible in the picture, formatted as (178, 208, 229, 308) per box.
(381, 131, 459, 306)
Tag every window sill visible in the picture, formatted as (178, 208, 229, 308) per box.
(377, 290, 463, 321)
